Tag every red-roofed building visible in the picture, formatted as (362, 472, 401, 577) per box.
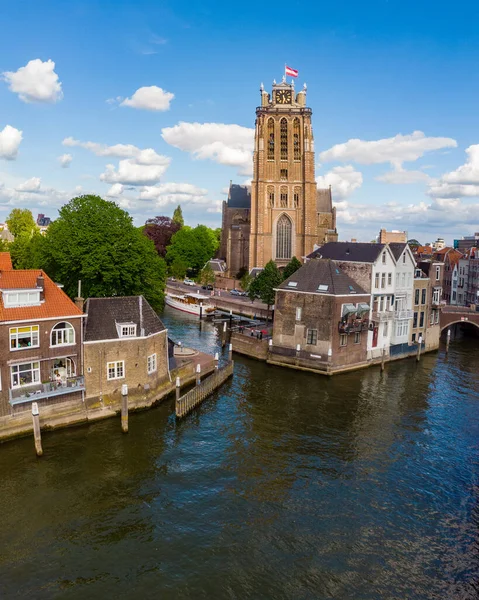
(0, 254, 85, 419)
(433, 247, 463, 304)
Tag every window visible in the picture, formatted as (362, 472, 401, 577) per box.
(10, 325, 39, 350)
(433, 288, 441, 304)
(276, 214, 292, 259)
(396, 273, 400, 286)
(51, 322, 75, 346)
(396, 320, 408, 337)
(381, 273, 386, 288)
(375, 273, 380, 288)
(287, 281, 298, 288)
(413, 312, 418, 328)
(430, 311, 434, 325)
(280, 169, 288, 181)
(401, 273, 406, 286)
(293, 187, 300, 208)
(419, 311, 424, 328)
(147, 353, 157, 374)
(415, 289, 420, 305)
(107, 360, 124, 380)
(280, 118, 288, 160)
(293, 118, 301, 160)
(280, 186, 288, 207)
(379, 296, 384, 312)
(403, 253, 406, 263)
(435, 310, 439, 324)
(383, 321, 388, 337)
(318, 284, 329, 291)
(387, 273, 392, 286)
(119, 324, 137, 337)
(435, 266, 440, 281)
(11, 362, 40, 388)
(296, 307, 302, 321)
(412, 333, 416, 342)
(382, 253, 386, 264)
(267, 186, 275, 207)
(340, 334, 347, 347)
(421, 289, 426, 304)
(306, 329, 317, 345)
(4, 291, 41, 308)
(354, 332, 361, 344)
(267, 118, 274, 160)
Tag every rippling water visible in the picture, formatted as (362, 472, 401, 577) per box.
(1, 308, 478, 599)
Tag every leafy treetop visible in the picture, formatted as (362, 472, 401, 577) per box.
(282, 256, 302, 280)
(6, 208, 38, 238)
(143, 216, 181, 257)
(166, 225, 219, 274)
(172, 205, 184, 227)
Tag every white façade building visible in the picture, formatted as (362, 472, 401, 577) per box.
(388, 243, 416, 349)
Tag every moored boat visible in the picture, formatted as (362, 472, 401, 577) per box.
(165, 292, 215, 316)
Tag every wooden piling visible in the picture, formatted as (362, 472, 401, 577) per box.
(121, 384, 128, 433)
(381, 348, 385, 372)
(416, 336, 422, 362)
(31, 402, 43, 457)
(222, 321, 227, 347)
(199, 302, 203, 320)
(214, 352, 219, 369)
(176, 376, 181, 401)
(228, 343, 233, 362)
(446, 328, 451, 353)
(196, 363, 201, 386)
(229, 309, 233, 329)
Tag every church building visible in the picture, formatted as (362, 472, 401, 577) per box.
(220, 76, 338, 276)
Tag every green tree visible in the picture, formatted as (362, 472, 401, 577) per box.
(199, 263, 216, 286)
(169, 257, 188, 280)
(40, 195, 166, 311)
(6, 208, 38, 238)
(172, 205, 184, 227)
(0, 238, 10, 253)
(10, 231, 45, 269)
(249, 260, 282, 319)
(240, 272, 252, 293)
(166, 225, 219, 274)
(282, 256, 302, 280)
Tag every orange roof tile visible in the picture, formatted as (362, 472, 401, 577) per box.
(0, 270, 82, 322)
(0, 252, 12, 270)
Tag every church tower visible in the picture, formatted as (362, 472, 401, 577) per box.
(249, 77, 337, 270)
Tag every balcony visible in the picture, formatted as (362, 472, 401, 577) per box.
(338, 319, 369, 334)
(9, 376, 85, 406)
(394, 310, 414, 320)
(372, 311, 394, 322)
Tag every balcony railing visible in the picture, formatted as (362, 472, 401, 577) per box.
(9, 376, 85, 406)
(372, 311, 394, 322)
(394, 309, 414, 320)
(338, 319, 369, 334)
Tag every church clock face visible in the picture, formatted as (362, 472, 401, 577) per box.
(275, 90, 292, 104)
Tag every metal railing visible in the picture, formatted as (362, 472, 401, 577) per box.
(372, 311, 394, 322)
(338, 319, 369, 334)
(176, 362, 234, 419)
(394, 309, 414, 320)
(9, 376, 85, 405)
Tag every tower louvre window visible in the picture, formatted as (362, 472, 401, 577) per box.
(276, 214, 292, 259)
(280, 186, 288, 208)
(294, 187, 301, 208)
(293, 118, 301, 160)
(267, 186, 275, 207)
(280, 118, 288, 160)
(280, 169, 288, 181)
(267, 118, 274, 160)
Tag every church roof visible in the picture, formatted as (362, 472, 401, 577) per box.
(316, 187, 333, 213)
(308, 241, 385, 263)
(228, 184, 251, 209)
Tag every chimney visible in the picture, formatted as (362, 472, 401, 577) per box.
(36, 272, 45, 301)
(74, 297, 84, 312)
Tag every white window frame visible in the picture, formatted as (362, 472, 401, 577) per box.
(120, 324, 137, 338)
(3, 291, 41, 308)
(354, 332, 361, 344)
(51, 321, 75, 347)
(306, 329, 317, 345)
(435, 266, 440, 281)
(375, 273, 380, 288)
(107, 360, 125, 380)
(383, 321, 388, 337)
(147, 353, 157, 374)
(296, 307, 302, 321)
(10, 325, 40, 351)
(11, 361, 41, 388)
(340, 334, 347, 347)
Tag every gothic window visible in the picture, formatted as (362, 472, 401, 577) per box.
(293, 187, 301, 208)
(267, 118, 274, 160)
(276, 214, 292, 260)
(293, 118, 301, 160)
(280, 186, 288, 208)
(280, 118, 288, 160)
(267, 186, 275, 207)
(280, 169, 288, 181)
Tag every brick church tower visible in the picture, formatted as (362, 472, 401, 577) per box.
(249, 77, 338, 270)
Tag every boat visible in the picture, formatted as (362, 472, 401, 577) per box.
(165, 292, 216, 316)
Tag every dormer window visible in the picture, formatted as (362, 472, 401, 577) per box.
(117, 323, 137, 338)
(317, 284, 329, 291)
(287, 281, 298, 287)
(3, 290, 41, 308)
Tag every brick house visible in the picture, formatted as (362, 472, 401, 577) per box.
(0, 261, 85, 419)
(271, 258, 370, 374)
(83, 296, 170, 407)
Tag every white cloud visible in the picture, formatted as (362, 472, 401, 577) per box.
(161, 121, 254, 175)
(320, 131, 457, 169)
(2, 59, 63, 103)
(121, 86, 174, 111)
(58, 153, 72, 168)
(316, 165, 363, 200)
(100, 159, 169, 186)
(427, 145, 479, 199)
(138, 182, 208, 206)
(376, 167, 431, 184)
(0, 125, 22, 160)
(106, 183, 124, 197)
(16, 177, 41, 192)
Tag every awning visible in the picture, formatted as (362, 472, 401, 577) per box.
(342, 303, 357, 317)
(356, 303, 370, 315)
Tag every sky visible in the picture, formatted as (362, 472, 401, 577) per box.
(1, 0, 479, 244)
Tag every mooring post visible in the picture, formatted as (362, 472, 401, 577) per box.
(196, 363, 201, 386)
(268, 338, 273, 355)
(228, 342, 233, 362)
(222, 321, 227, 347)
(381, 347, 385, 372)
(176, 376, 181, 402)
(214, 352, 219, 369)
(446, 328, 451, 354)
(199, 302, 203, 320)
(31, 402, 43, 457)
(229, 309, 233, 329)
(417, 335, 423, 362)
(121, 383, 128, 433)
(296, 343, 300, 358)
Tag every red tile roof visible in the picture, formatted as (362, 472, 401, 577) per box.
(0, 269, 82, 321)
(0, 252, 12, 270)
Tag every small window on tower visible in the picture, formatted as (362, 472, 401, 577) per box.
(267, 118, 274, 160)
(280, 169, 288, 181)
(280, 187, 288, 208)
(268, 186, 275, 207)
(293, 187, 300, 208)
(280, 118, 288, 160)
(293, 118, 301, 160)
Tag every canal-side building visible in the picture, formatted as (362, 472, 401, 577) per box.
(270, 258, 370, 374)
(388, 243, 416, 356)
(83, 296, 170, 408)
(0, 260, 85, 421)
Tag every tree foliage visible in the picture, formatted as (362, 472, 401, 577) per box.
(172, 205, 184, 227)
(240, 272, 252, 293)
(6, 208, 38, 238)
(10, 231, 45, 269)
(282, 256, 302, 280)
(40, 195, 166, 311)
(248, 260, 282, 309)
(169, 257, 188, 280)
(166, 225, 219, 274)
(199, 263, 216, 286)
(143, 216, 181, 257)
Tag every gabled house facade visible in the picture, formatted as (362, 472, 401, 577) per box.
(388, 243, 416, 351)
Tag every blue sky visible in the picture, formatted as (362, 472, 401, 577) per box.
(1, 0, 479, 243)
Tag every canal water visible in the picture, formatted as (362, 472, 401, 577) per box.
(1, 307, 479, 599)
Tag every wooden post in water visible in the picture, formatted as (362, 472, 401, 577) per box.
(228, 342, 233, 362)
(176, 376, 181, 402)
(222, 321, 227, 347)
(446, 328, 451, 354)
(121, 383, 128, 433)
(196, 363, 201, 386)
(214, 352, 219, 370)
(229, 309, 233, 330)
(381, 347, 385, 372)
(416, 335, 423, 362)
(31, 402, 43, 457)
(296, 344, 300, 358)
(199, 302, 203, 320)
